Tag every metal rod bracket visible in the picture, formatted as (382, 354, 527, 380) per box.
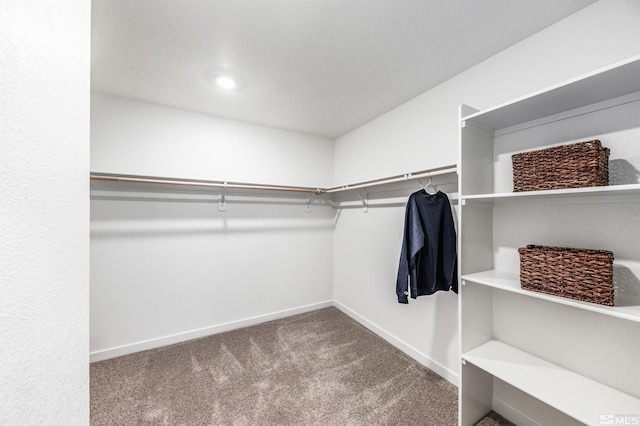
(306, 193, 316, 213)
(218, 182, 228, 212)
(357, 191, 368, 213)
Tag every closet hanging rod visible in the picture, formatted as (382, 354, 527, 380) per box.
(90, 165, 457, 195)
(90, 173, 324, 194)
(325, 165, 457, 193)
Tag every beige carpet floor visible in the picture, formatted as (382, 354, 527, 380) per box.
(91, 307, 512, 425)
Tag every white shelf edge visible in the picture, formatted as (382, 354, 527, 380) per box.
(493, 90, 640, 137)
(459, 54, 640, 129)
(461, 183, 640, 201)
(461, 270, 640, 323)
(462, 340, 640, 425)
(460, 53, 640, 121)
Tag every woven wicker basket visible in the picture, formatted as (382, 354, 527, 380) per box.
(512, 140, 610, 192)
(518, 245, 614, 306)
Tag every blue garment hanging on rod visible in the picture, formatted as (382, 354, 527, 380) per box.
(396, 190, 458, 303)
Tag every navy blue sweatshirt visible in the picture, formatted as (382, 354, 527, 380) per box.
(396, 190, 458, 303)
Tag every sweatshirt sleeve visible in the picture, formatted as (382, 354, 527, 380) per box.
(396, 229, 410, 303)
(396, 197, 424, 303)
(443, 195, 458, 294)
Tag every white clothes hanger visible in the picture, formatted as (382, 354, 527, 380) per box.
(421, 176, 437, 195)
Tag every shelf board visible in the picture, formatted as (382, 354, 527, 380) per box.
(461, 55, 640, 130)
(462, 340, 640, 425)
(461, 183, 640, 201)
(461, 270, 640, 323)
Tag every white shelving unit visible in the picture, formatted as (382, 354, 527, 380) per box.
(463, 270, 640, 324)
(462, 340, 640, 426)
(458, 55, 640, 426)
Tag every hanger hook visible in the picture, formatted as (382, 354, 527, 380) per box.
(424, 176, 437, 194)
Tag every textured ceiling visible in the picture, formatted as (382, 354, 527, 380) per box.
(91, 0, 598, 138)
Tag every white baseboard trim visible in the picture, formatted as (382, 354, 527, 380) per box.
(493, 398, 539, 426)
(90, 300, 334, 363)
(91, 299, 461, 389)
(332, 300, 459, 387)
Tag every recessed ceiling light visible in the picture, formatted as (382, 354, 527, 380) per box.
(213, 73, 238, 90)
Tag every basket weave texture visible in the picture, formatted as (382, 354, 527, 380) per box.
(512, 140, 610, 192)
(518, 245, 614, 306)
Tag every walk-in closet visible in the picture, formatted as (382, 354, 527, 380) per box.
(3, 1, 640, 425)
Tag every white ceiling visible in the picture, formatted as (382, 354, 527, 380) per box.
(91, 0, 598, 139)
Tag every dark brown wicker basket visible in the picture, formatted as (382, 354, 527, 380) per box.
(512, 140, 610, 192)
(518, 245, 614, 306)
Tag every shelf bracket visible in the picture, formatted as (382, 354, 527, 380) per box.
(357, 191, 368, 213)
(218, 181, 228, 212)
(305, 193, 316, 213)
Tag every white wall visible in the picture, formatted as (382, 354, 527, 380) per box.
(334, 0, 640, 185)
(91, 93, 334, 188)
(332, 0, 640, 386)
(0, 1, 90, 424)
(332, 180, 460, 384)
(90, 94, 335, 361)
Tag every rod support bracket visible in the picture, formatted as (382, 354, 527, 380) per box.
(357, 190, 368, 213)
(218, 181, 228, 212)
(306, 193, 316, 213)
